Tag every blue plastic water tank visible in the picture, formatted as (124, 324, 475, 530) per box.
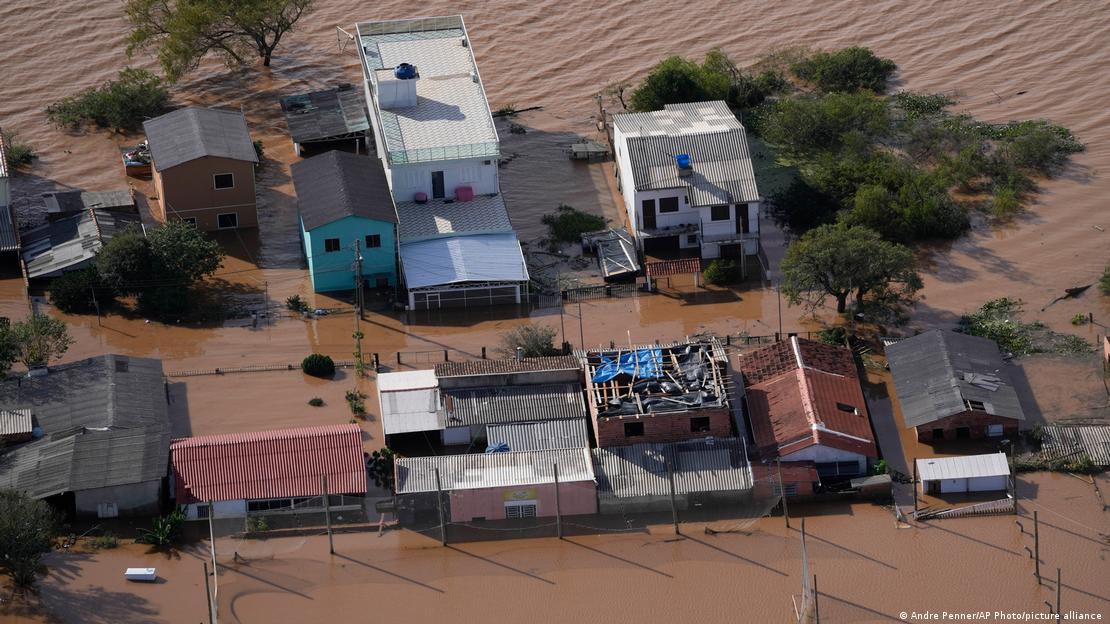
(394, 63, 417, 80)
(675, 153, 691, 169)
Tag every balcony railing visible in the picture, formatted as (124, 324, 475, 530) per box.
(700, 230, 759, 244)
(387, 142, 501, 164)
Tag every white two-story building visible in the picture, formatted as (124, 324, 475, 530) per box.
(355, 15, 529, 310)
(612, 101, 761, 269)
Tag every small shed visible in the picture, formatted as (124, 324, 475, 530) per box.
(378, 370, 442, 438)
(916, 452, 1011, 495)
(280, 86, 370, 156)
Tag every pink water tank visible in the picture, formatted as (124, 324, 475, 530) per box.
(455, 186, 475, 202)
(414, 191, 428, 203)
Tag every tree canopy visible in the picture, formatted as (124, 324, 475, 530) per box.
(0, 314, 74, 371)
(0, 490, 58, 587)
(125, 0, 315, 81)
(628, 49, 785, 112)
(790, 47, 897, 93)
(780, 224, 922, 314)
(757, 92, 890, 157)
(498, 325, 559, 358)
(45, 68, 169, 131)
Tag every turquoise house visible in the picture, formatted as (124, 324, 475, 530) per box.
(291, 150, 398, 293)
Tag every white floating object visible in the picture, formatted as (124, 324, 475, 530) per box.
(125, 568, 157, 582)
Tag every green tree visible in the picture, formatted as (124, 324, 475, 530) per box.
(758, 92, 889, 156)
(8, 314, 74, 370)
(49, 267, 115, 314)
(791, 47, 897, 93)
(96, 227, 155, 295)
(148, 220, 224, 284)
(1099, 264, 1110, 296)
(1, 131, 36, 170)
(781, 224, 922, 314)
(44, 68, 169, 131)
(125, 0, 316, 81)
(498, 325, 559, 358)
(629, 56, 723, 112)
(0, 490, 58, 587)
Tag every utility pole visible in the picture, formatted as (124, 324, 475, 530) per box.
(777, 458, 789, 529)
(90, 287, 101, 326)
(554, 463, 563, 539)
(323, 475, 334, 555)
(203, 562, 216, 624)
(353, 239, 364, 318)
(1056, 568, 1061, 615)
(1034, 510, 1041, 583)
(574, 279, 585, 349)
(434, 468, 447, 546)
(776, 282, 783, 339)
(207, 500, 217, 605)
(557, 272, 565, 351)
(912, 459, 919, 516)
(813, 574, 820, 624)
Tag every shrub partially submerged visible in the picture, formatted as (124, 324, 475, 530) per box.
(46, 68, 169, 131)
(790, 47, 897, 93)
(957, 298, 1092, 356)
(541, 204, 605, 243)
(301, 353, 335, 378)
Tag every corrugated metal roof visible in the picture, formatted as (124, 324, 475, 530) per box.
(143, 107, 257, 171)
(280, 87, 370, 144)
(44, 190, 134, 214)
(378, 370, 443, 435)
(396, 195, 512, 242)
(395, 447, 594, 494)
(399, 232, 528, 289)
(887, 330, 1025, 428)
(0, 355, 169, 499)
(593, 437, 753, 498)
(0, 128, 8, 179)
(614, 101, 743, 136)
(486, 419, 589, 452)
(1041, 425, 1110, 466)
(443, 383, 586, 427)
(171, 424, 367, 504)
(916, 453, 1011, 481)
(293, 150, 396, 230)
(0, 409, 32, 436)
(435, 356, 580, 378)
(21, 209, 141, 279)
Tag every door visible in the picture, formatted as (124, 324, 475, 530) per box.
(431, 171, 445, 199)
(641, 200, 656, 230)
(425, 292, 441, 309)
(736, 204, 749, 234)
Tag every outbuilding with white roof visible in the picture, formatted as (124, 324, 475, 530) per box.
(916, 452, 1011, 495)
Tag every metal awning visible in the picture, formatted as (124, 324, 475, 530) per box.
(400, 233, 528, 290)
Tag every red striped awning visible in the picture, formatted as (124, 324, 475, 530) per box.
(645, 258, 703, 278)
(171, 424, 367, 504)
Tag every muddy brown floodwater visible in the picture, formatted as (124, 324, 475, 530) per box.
(2, 0, 1110, 622)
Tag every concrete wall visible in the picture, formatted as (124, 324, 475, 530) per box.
(74, 480, 162, 517)
(924, 475, 1008, 495)
(448, 480, 597, 522)
(302, 215, 396, 292)
(916, 411, 1020, 443)
(595, 406, 732, 447)
(155, 156, 257, 231)
(388, 159, 499, 200)
(183, 499, 248, 520)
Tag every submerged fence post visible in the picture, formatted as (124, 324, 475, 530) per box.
(435, 468, 447, 546)
(813, 574, 820, 624)
(1056, 568, 1061, 615)
(1034, 510, 1041, 583)
(913, 459, 919, 516)
(323, 475, 334, 555)
(554, 463, 563, 539)
(667, 459, 679, 535)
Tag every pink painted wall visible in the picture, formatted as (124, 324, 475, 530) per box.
(448, 480, 597, 522)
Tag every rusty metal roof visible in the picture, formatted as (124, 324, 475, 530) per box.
(171, 424, 367, 504)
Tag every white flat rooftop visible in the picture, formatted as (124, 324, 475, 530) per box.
(357, 16, 499, 164)
(378, 370, 443, 435)
(916, 452, 1011, 482)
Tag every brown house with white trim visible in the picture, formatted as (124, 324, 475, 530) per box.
(143, 107, 258, 231)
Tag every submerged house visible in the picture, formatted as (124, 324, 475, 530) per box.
(887, 330, 1025, 443)
(143, 107, 258, 231)
(0, 355, 170, 517)
(171, 424, 368, 520)
(916, 452, 1011, 495)
(291, 150, 398, 292)
(580, 340, 733, 447)
(735, 337, 878, 481)
(611, 101, 761, 267)
(355, 16, 529, 309)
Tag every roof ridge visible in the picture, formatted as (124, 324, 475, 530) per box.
(172, 423, 359, 447)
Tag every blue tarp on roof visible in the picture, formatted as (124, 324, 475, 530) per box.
(591, 349, 662, 383)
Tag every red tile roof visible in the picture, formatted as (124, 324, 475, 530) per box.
(738, 338, 877, 459)
(171, 424, 367, 504)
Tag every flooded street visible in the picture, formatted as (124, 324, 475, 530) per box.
(2, 0, 1110, 621)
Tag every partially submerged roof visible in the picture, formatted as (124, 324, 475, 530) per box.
(1040, 425, 1110, 466)
(280, 86, 370, 144)
(356, 15, 499, 164)
(21, 209, 141, 279)
(442, 383, 587, 427)
(486, 419, 590, 452)
(399, 232, 528, 289)
(0, 130, 16, 252)
(143, 107, 257, 171)
(736, 337, 877, 458)
(0, 409, 32, 437)
(435, 355, 581, 378)
(916, 452, 1011, 482)
(43, 190, 134, 214)
(614, 101, 759, 205)
(396, 195, 512, 242)
(171, 424, 367, 504)
(292, 150, 396, 230)
(0, 355, 170, 499)
(593, 437, 753, 498)
(378, 370, 443, 435)
(395, 447, 594, 494)
(886, 330, 1025, 428)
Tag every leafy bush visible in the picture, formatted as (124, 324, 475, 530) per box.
(541, 205, 606, 243)
(996, 120, 1085, 175)
(245, 516, 269, 533)
(45, 68, 169, 131)
(345, 389, 367, 416)
(368, 448, 395, 490)
(790, 47, 897, 93)
(307, 397, 325, 407)
(497, 324, 558, 358)
(301, 353, 335, 378)
(893, 92, 956, 120)
(1, 131, 36, 170)
(1070, 313, 1088, 326)
(989, 183, 1022, 217)
(90, 533, 119, 549)
(137, 508, 185, 547)
(702, 258, 739, 285)
(629, 48, 784, 112)
(1100, 265, 1110, 296)
(957, 298, 1090, 356)
(286, 294, 309, 313)
(49, 267, 115, 314)
(757, 92, 890, 156)
(873, 459, 888, 475)
(817, 326, 847, 346)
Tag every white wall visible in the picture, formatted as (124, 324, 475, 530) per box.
(782, 444, 867, 474)
(389, 159, 499, 202)
(928, 475, 1008, 494)
(184, 499, 249, 520)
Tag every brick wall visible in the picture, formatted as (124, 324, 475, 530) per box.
(916, 410, 1020, 443)
(595, 406, 732, 447)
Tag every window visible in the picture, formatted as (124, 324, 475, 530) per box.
(986, 424, 1004, 437)
(196, 504, 210, 519)
(213, 173, 235, 190)
(182, 217, 197, 227)
(772, 482, 798, 497)
(659, 197, 679, 213)
(710, 205, 730, 221)
(690, 416, 711, 432)
(817, 461, 862, 477)
(624, 421, 645, 437)
(217, 213, 238, 229)
(324, 238, 341, 253)
(505, 503, 537, 519)
(836, 402, 858, 415)
(965, 399, 986, 411)
(687, 234, 698, 245)
(932, 428, 945, 440)
(365, 234, 382, 248)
